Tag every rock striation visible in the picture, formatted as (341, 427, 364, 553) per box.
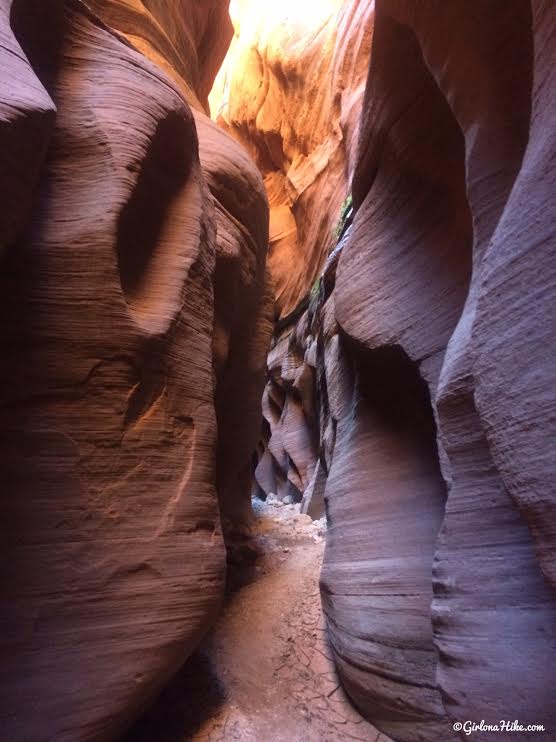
(0, 1, 269, 740)
(2, 1, 555, 740)
(219, 0, 374, 515)
(87, 0, 234, 114)
(88, 0, 273, 536)
(195, 110, 273, 533)
(211, 0, 374, 318)
(0, 0, 58, 255)
(249, 1, 556, 740)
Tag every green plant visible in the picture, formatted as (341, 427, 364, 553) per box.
(310, 275, 322, 300)
(334, 193, 353, 240)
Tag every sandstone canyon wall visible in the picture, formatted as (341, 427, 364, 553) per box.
(212, 0, 375, 512)
(1, 1, 555, 741)
(0, 1, 269, 739)
(252, 1, 556, 741)
(211, 0, 374, 318)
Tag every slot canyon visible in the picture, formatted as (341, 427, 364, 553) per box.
(1, 1, 555, 740)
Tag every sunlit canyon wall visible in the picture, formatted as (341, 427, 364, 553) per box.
(227, 1, 556, 740)
(211, 0, 375, 511)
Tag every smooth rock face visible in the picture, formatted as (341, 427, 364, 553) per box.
(2, 1, 555, 740)
(248, 1, 555, 740)
(0, 1, 269, 740)
(211, 0, 374, 317)
(325, 6, 472, 736)
(239, 0, 374, 518)
(427, 0, 556, 733)
(472, 0, 556, 592)
(89, 0, 272, 533)
(194, 109, 273, 530)
(87, 0, 233, 113)
(0, 0, 58, 254)
(320, 2, 556, 740)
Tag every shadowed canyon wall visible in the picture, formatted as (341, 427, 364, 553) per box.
(254, 1, 556, 741)
(1, 1, 555, 741)
(0, 1, 270, 739)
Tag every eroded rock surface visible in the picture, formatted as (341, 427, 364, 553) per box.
(195, 109, 273, 532)
(251, 2, 556, 740)
(87, 0, 233, 113)
(0, 1, 269, 739)
(2, 1, 555, 740)
(231, 0, 374, 517)
(90, 0, 273, 541)
(211, 0, 374, 317)
(0, 0, 58, 254)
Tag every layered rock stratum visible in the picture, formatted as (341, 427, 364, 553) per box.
(239, 1, 556, 741)
(213, 0, 375, 516)
(1, 1, 555, 741)
(211, 0, 374, 318)
(0, 1, 270, 739)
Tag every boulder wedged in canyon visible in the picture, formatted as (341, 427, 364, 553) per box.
(211, 0, 374, 318)
(0, 1, 270, 740)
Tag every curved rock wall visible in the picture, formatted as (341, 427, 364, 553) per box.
(194, 111, 273, 532)
(0, 0, 58, 254)
(88, 0, 273, 535)
(87, 0, 233, 113)
(232, 0, 374, 513)
(0, 1, 270, 739)
(211, 0, 374, 317)
(2, 1, 555, 740)
(254, 1, 556, 740)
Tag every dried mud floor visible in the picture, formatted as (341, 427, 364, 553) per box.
(124, 498, 390, 741)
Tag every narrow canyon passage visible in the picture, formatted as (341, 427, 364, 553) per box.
(123, 498, 389, 742)
(1, 2, 555, 742)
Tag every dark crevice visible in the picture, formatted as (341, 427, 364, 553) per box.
(116, 112, 197, 332)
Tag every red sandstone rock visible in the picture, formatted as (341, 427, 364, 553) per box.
(0, 1, 270, 739)
(91, 0, 272, 536)
(87, 0, 233, 113)
(2, 1, 555, 739)
(1, 6, 223, 738)
(194, 109, 273, 531)
(238, 0, 374, 512)
(211, 0, 374, 317)
(0, 0, 58, 254)
(319, 2, 556, 740)
(256, 240, 346, 520)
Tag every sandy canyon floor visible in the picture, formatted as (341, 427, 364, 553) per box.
(124, 498, 389, 741)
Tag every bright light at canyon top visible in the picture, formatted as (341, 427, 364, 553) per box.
(228, 0, 342, 34)
(210, 0, 344, 119)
